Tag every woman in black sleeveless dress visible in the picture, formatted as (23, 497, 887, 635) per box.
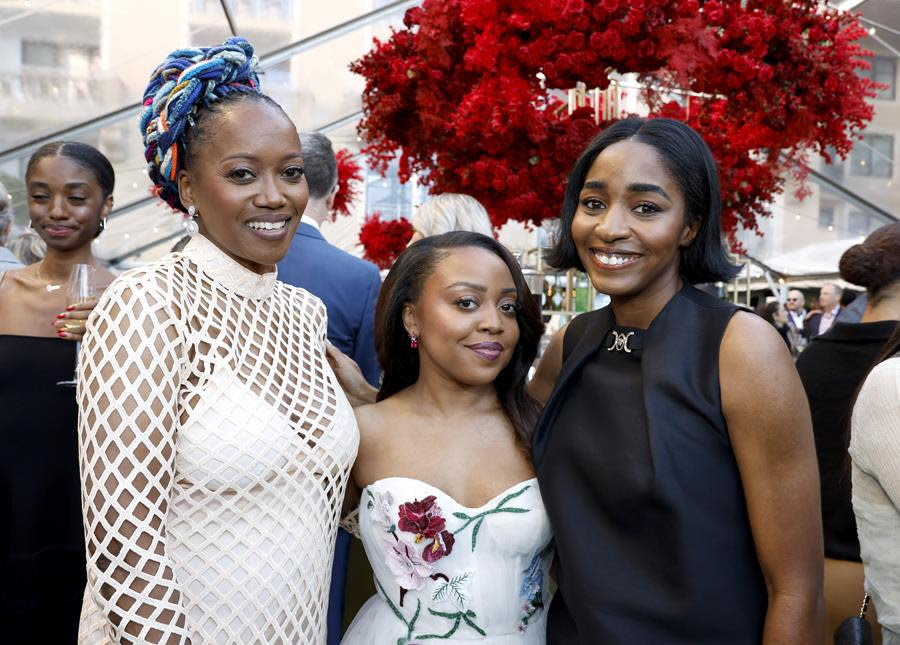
(0, 142, 115, 642)
(528, 118, 824, 643)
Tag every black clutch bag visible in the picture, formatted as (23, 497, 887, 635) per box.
(834, 594, 873, 645)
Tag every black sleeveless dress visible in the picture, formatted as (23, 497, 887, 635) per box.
(0, 336, 85, 643)
(532, 285, 766, 644)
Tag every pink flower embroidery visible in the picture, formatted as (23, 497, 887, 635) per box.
(370, 490, 396, 532)
(385, 538, 433, 590)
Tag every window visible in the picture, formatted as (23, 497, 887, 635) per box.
(263, 0, 292, 19)
(851, 134, 894, 178)
(21, 40, 99, 76)
(190, 0, 218, 12)
(848, 211, 871, 236)
(21, 41, 58, 67)
(365, 160, 426, 221)
(818, 205, 835, 229)
(820, 146, 844, 182)
(231, 0, 292, 19)
(859, 56, 897, 101)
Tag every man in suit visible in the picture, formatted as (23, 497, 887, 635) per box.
(277, 132, 381, 644)
(785, 289, 807, 336)
(806, 282, 843, 339)
(784, 288, 810, 351)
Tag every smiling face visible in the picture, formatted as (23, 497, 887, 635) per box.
(571, 139, 699, 305)
(404, 246, 521, 387)
(178, 99, 308, 274)
(26, 155, 112, 252)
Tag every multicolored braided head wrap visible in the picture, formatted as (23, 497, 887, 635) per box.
(141, 37, 262, 213)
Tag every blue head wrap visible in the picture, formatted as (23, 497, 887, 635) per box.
(141, 37, 261, 212)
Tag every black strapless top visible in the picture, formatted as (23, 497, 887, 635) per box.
(533, 285, 766, 644)
(0, 335, 84, 643)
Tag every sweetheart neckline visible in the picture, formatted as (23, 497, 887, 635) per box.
(363, 476, 538, 512)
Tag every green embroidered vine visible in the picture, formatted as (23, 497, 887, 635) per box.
(415, 608, 487, 640)
(451, 485, 531, 550)
(371, 483, 540, 641)
(376, 578, 421, 645)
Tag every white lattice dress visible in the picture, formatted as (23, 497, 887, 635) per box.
(76, 235, 358, 644)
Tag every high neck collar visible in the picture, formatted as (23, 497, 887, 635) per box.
(182, 234, 277, 300)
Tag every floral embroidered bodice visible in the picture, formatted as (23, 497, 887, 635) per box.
(77, 235, 358, 644)
(342, 477, 553, 645)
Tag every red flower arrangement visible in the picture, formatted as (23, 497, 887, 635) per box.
(351, 0, 878, 249)
(358, 213, 413, 269)
(331, 148, 363, 220)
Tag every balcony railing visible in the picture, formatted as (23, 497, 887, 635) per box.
(0, 68, 124, 108)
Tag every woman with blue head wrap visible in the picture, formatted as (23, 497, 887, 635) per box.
(77, 37, 359, 643)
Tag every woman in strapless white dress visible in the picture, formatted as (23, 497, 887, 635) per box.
(337, 231, 551, 644)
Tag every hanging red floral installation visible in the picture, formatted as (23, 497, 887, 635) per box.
(331, 148, 364, 220)
(351, 0, 878, 247)
(359, 213, 414, 269)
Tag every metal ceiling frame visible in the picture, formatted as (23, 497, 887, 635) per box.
(0, 0, 418, 165)
(800, 161, 897, 223)
(219, 0, 238, 36)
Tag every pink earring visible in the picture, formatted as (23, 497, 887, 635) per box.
(409, 334, 418, 349)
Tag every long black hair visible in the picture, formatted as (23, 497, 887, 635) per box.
(375, 231, 544, 449)
(547, 117, 740, 284)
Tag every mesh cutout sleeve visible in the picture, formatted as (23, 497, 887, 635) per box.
(78, 278, 191, 644)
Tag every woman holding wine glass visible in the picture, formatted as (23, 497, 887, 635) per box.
(0, 141, 115, 642)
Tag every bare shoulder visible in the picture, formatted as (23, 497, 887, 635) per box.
(0, 269, 22, 327)
(721, 310, 792, 372)
(0, 268, 40, 332)
(720, 309, 805, 422)
(0, 266, 28, 293)
(353, 400, 390, 436)
(355, 396, 411, 452)
(353, 395, 411, 485)
(96, 266, 118, 291)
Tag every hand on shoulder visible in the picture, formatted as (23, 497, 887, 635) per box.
(326, 341, 377, 407)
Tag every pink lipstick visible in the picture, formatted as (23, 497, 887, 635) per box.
(466, 341, 504, 361)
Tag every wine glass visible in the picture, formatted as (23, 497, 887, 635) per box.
(57, 264, 97, 387)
